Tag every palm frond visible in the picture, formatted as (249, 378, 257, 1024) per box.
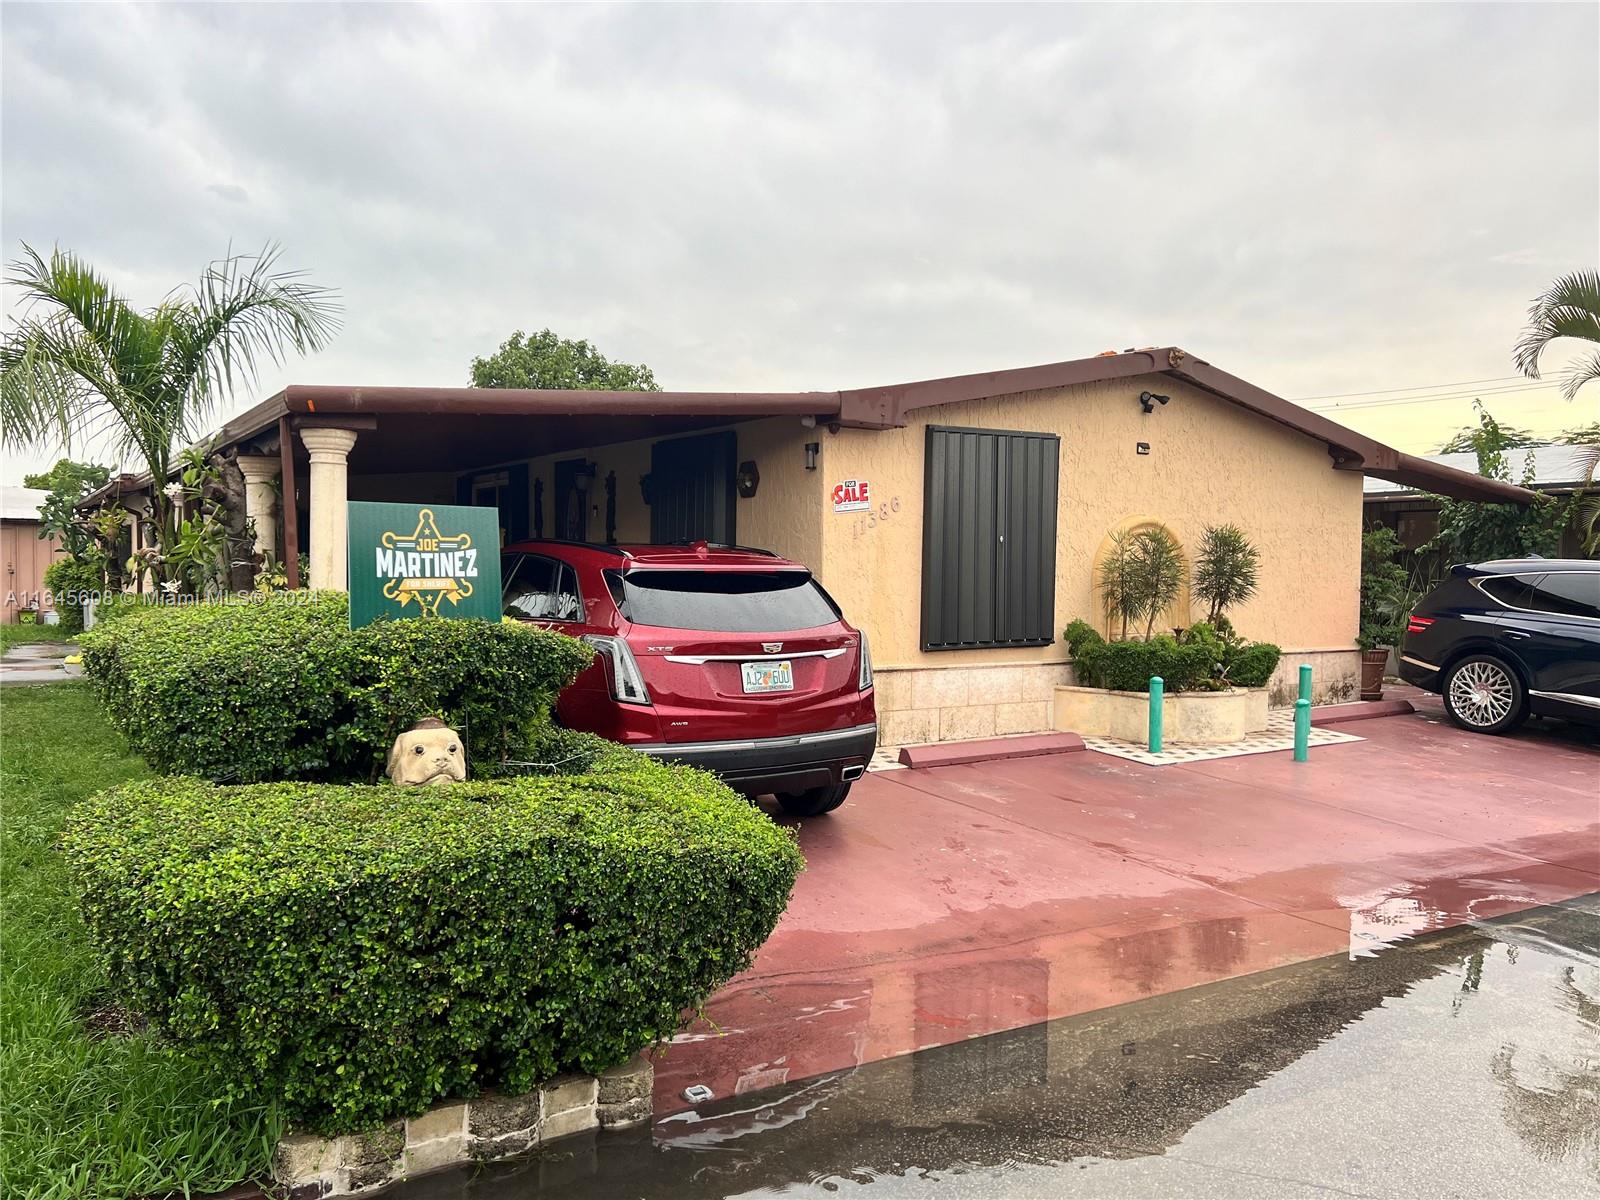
(1558, 347, 1600, 402)
(164, 243, 341, 433)
(1513, 269, 1600, 380)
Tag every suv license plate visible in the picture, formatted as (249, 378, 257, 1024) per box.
(741, 660, 794, 693)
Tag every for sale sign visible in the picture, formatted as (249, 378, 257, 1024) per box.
(832, 479, 871, 513)
(347, 501, 502, 628)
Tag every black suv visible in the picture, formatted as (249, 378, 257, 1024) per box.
(1400, 559, 1600, 734)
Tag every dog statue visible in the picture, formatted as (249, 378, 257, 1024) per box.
(386, 717, 466, 786)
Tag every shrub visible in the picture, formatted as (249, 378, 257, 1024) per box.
(1225, 641, 1282, 688)
(1072, 633, 1214, 693)
(79, 593, 593, 782)
(42, 555, 103, 634)
(61, 739, 803, 1134)
(1063, 618, 1104, 655)
(1067, 617, 1280, 693)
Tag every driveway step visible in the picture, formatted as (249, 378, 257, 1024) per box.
(1310, 698, 1415, 726)
(897, 732, 1085, 768)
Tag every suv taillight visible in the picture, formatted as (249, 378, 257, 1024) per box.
(1406, 614, 1435, 635)
(583, 635, 652, 705)
(858, 632, 873, 692)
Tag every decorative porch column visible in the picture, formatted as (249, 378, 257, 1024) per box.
(298, 427, 359, 592)
(235, 455, 281, 564)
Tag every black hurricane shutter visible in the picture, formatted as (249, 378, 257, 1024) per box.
(921, 425, 1059, 650)
(649, 431, 737, 544)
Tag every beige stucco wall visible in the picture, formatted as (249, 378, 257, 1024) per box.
(815, 375, 1363, 674)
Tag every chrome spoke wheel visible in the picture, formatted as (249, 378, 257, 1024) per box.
(1449, 661, 1515, 727)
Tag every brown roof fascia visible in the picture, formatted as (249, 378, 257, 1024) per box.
(279, 385, 839, 419)
(835, 350, 1168, 430)
(1367, 454, 1541, 504)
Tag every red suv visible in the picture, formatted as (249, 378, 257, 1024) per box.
(500, 540, 877, 816)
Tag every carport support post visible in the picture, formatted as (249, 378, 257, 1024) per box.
(1148, 676, 1164, 754)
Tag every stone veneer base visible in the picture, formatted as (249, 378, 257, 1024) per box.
(872, 651, 1359, 747)
(273, 1056, 652, 1197)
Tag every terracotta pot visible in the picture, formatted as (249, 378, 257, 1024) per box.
(1359, 648, 1389, 701)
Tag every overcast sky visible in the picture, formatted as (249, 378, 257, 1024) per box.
(3, 2, 1597, 485)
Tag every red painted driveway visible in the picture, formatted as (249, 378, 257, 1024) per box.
(655, 705, 1598, 1113)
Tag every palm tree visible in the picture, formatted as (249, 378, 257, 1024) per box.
(1514, 269, 1600, 401)
(1515, 270, 1600, 555)
(1, 243, 338, 584)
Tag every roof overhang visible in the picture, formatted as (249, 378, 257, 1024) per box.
(1362, 454, 1542, 504)
(147, 348, 1540, 506)
(835, 346, 1536, 504)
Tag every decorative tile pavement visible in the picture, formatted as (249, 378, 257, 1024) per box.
(1081, 709, 1363, 766)
(873, 711, 1363, 771)
(868, 746, 906, 772)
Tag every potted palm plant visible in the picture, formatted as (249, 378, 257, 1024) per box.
(1357, 528, 1410, 701)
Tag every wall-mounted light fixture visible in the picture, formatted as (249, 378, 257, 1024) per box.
(736, 460, 761, 499)
(572, 461, 599, 493)
(804, 441, 820, 471)
(1139, 391, 1170, 414)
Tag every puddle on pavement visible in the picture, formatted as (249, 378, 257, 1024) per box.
(392, 894, 1599, 1199)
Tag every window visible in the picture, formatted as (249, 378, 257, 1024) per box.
(921, 426, 1059, 650)
(1479, 575, 1533, 608)
(618, 570, 840, 632)
(502, 554, 582, 621)
(1524, 572, 1600, 620)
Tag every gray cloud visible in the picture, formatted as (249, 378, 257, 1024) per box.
(3, 2, 1596, 481)
(206, 183, 250, 204)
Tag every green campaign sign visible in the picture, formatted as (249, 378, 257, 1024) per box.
(347, 501, 502, 628)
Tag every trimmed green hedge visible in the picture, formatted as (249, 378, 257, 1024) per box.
(1064, 618, 1281, 693)
(78, 594, 592, 782)
(61, 731, 803, 1134)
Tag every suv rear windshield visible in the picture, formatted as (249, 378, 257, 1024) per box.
(617, 570, 839, 632)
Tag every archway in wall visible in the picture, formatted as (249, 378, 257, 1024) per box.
(1088, 517, 1193, 640)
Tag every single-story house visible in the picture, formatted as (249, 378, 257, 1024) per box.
(1365, 442, 1596, 558)
(2, 486, 59, 624)
(80, 347, 1532, 741)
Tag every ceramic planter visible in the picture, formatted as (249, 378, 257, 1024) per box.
(1359, 648, 1389, 701)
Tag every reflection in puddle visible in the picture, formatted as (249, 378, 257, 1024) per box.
(1343, 883, 1545, 958)
(395, 896, 1599, 1199)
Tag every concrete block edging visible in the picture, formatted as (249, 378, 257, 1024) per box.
(273, 1056, 652, 1197)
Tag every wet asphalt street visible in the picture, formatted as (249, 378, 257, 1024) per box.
(393, 894, 1600, 1200)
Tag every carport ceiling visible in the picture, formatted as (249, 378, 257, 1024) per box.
(340, 411, 758, 474)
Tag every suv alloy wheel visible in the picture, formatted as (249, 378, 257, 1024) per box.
(1442, 655, 1527, 735)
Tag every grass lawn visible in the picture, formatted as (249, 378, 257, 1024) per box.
(0, 683, 280, 1199)
(0, 625, 77, 653)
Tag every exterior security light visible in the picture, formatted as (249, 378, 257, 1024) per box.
(804, 441, 820, 470)
(1139, 391, 1170, 414)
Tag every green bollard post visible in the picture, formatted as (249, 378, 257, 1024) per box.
(1148, 675, 1164, 754)
(1294, 698, 1311, 762)
(1298, 663, 1313, 705)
